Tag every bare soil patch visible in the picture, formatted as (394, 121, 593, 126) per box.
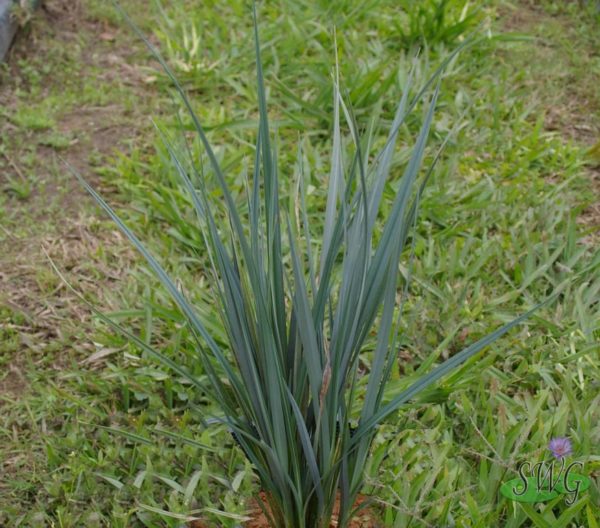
(244, 493, 380, 528)
(498, 1, 600, 242)
(0, 0, 152, 397)
(186, 493, 381, 528)
(498, 2, 599, 143)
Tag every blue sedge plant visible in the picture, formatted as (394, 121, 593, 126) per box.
(66, 6, 551, 528)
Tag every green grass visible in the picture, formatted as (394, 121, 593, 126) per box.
(0, 0, 598, 526)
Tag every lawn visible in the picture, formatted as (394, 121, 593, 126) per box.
(0, 0, 598, 526)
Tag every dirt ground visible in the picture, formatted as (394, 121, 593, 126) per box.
(0, 0, 153, 399)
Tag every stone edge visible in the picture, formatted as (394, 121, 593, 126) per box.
(0, 0, 41, 61)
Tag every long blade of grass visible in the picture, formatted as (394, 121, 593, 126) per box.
(352, 296, 556, 444)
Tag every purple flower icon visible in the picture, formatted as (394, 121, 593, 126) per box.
(548, 437, 572, 459)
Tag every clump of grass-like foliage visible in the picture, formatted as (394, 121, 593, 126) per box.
(62, 5, 550, 527)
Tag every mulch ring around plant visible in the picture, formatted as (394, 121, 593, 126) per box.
(244, 492, 380, 528)
(187, 492, 380, 528)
